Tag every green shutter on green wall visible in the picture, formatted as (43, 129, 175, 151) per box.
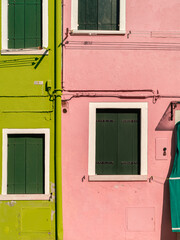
(96, 109, 140, 175)
(8, 0, 42, 49)
(7, 134, 44, 194)
(78, 0, 119, 30)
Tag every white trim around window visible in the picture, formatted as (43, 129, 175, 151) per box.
(1, 129, 50, 201)
(71, 0, 126, 35)
(1, 0, 48, 55)
(88, 102, 148, 181)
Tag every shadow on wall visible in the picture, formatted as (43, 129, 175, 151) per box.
(0, 57, 39, 68)
(160, 127, 177, 240)
(156, 102, 180, 131)
(0, 50, 49, 69)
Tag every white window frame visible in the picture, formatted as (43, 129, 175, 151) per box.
(0, 129, 50, 201)
(71, 0, 126, 35)
(1, 0, 48, 55)
(88, 102, 148, 181)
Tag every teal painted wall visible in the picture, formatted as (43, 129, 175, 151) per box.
(0, 1, 61, 239)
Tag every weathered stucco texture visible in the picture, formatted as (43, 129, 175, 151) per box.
(62, 0, 180, 239)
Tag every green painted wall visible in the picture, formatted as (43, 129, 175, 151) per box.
(0, 1, 62, 239)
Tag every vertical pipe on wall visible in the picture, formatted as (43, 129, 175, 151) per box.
(54, 0, 63, 239)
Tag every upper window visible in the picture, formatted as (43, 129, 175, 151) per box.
(1, 0, 48, 54)
(71, 0, 126, 34)
(88, 102, 148, 181)
(1, 129, 50, 200)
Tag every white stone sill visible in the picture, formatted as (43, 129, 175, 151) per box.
(0, 194, 50, 201)
(89, 175, 148, 181)
(70, 30, 126, 35)
(1, 49, 49, 55)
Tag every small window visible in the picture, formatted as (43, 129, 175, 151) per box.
(88, 103, 148, 181)
(71, 0, 126, 34)
(1, 0, 48, 54)
(1, 129, 50, 200)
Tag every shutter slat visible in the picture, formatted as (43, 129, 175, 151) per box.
(98, 0, 111, 30)
(7, 139, 15, 194)
(25, 1, 42, 48)
(78, 0, 86, 30)
(78, 0, 98, 30)
(8, 3, 15, 48)
(117, 110, 140, 175)
(13, 137, 26, 194)
(26, 135, 44, 194)
(14, 3, 25, 48)
(96, 110, 118, 175)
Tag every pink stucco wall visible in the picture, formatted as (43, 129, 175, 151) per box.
(62, 0, 180, 239)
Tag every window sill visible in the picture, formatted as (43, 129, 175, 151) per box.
(0, 194, 51, 201)
(1, 48, 49, 55)
(70, 30, 126, 35)
(89, 175, 148, 181)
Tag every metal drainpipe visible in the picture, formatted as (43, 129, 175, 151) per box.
(55, 0, 63, 239)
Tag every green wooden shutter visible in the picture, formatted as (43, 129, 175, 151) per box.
(78, 0, 98, 30)
(26, 135, 44, 194)
(78, 0, 119, 30)
(7, 136, 26, 193)
(7, 134, 44, 194)
(8, 0, 42, 49)
(96, 109, 118, 175)
(96, 109, 140, 175)
(117, 110, 140, 175)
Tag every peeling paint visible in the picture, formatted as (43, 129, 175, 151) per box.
(6, 201, 16, 207)
(50, 194, 55, 202)
(51, 210, 55, 221)
(50, 182, 55, 202)
(50, 182, 55, 193)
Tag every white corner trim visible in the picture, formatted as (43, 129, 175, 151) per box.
(1, 0, 48, 51)
(71, 0, 126, 34)
(2, 131, 7, 195)
(71, 0, 78, 32)
(120, 0, 126, 32)
(88, 103, 96, 176)
(42, 0, 48, 48)
(0, 194, 50, 201)
(2, 129, 50, 196)
(140, 104, 148, 175)
(88, 102, 148, 181)
(1, 0, 8, 50)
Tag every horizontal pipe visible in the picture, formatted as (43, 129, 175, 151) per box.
(62, 93, 180, 102)
(62, 94, 154, 101)
(2, 110, 53, 113)
(63, 89, 155, 93)
(0, 95, 49, 98)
